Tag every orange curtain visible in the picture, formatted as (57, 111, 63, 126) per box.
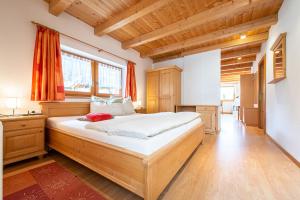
(31, 25, 65, 101)
(125, 61, 137, 101)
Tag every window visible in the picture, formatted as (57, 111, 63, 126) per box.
(221, 86, 235, 100)
(61, 51, 123, 97)
(97, 63, 122, 96)
(62, 52, 93, 95)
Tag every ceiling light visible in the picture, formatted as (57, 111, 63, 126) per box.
(240, 34, 247, 39)
(237, 57, 242, 60)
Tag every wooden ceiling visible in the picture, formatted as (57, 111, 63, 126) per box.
(47, 0, 283, 63)
(220, 43, 261, 83)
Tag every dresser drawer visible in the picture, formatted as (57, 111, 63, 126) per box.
(4, 128, 44, 159)
(3, 119, 44, 131)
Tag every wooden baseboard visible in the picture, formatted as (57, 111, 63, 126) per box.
(266, 133, 300, 168)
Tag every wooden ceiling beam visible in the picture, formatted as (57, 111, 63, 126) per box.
(221, 80, 240, 82)
(122, 0, 250, 49)
(221, 78, 242, 81)
(221, 63, 253, 70)
(221, 79, 240, 82)
(221, 46, 261, 60)
(222, 70, 251, 75)
(221, 75, 249, 79)
(221, 74, 242, 78)
(143, 15, 276, 57)
(222, 71, 251, 75)
(222, 68, 251, 73)
(94, 0, 173, 36)
(153, 32, 268, 63)
(221, 55, 256, 66)
(222, 72, 251, 77)
(49, 0, 75, 16)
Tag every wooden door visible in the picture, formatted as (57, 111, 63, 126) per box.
(147, 71, 160, 113)
(240, 74, 257, 123)
(159, 70, 174, 112)
(258, 56, 266, 130)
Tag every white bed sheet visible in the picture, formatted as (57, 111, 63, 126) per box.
(47, 115, 202, 156)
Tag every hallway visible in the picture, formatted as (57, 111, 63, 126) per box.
(161, 114, 300, 200)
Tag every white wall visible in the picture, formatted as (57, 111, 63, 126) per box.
(153, 50, 221, 105)
(0, 0, 152, 114)
(252, 0, 300, 162)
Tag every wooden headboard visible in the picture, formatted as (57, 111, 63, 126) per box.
(40, 102, 90, 117)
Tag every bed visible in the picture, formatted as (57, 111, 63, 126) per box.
(40, 102, 205, 200)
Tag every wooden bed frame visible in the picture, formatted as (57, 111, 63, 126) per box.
(40, 102, 205, 200)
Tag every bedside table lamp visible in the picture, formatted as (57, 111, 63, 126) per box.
(5, 97, 18, 116)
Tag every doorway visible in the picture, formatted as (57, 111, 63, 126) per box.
(258, 55, 266, 131)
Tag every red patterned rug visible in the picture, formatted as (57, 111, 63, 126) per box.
(4, 160, 107, 200)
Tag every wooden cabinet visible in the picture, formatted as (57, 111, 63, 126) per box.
(240, 74, 258, 126)
(1, 115, 47, 165)
(242, 107, 258, 126)
(146, 66, 182, 113)
(176, 105, 220, 134)
(196, 106, 218, 134)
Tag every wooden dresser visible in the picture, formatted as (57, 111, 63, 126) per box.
(0, 115, 47, 165)
(146, 66, 182, 113)
(175, 105, 220, 134)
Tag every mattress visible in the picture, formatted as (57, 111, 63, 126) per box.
(47, 115, 202, 156)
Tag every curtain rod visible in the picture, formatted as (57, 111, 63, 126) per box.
(31, 21, 136, 65)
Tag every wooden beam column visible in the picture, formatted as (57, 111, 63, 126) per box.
(49, 0, 75, 16)
(94, 0, 173, 36)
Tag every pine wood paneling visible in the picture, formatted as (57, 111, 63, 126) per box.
(44, 0, 283, 61)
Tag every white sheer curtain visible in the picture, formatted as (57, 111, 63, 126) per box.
(62, 52, 92, 92)
(98, 63, 122, 95)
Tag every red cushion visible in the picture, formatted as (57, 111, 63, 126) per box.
(86, 113, 113, 122)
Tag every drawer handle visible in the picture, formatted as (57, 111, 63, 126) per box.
(21, 124, 26, 127)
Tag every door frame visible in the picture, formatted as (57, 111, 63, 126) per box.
(257, 55, 267, 132)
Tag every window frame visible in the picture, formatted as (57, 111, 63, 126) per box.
(220, 86, 235, 101)
(94, 62, 123, 97)
(61, 50, 123, 98)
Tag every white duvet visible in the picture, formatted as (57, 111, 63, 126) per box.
(85, 112, 200, 139)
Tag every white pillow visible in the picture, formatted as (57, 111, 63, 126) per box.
(91, 96, 109, 104)
(90, 102, 124, 116)
(122, 100, 135, 115)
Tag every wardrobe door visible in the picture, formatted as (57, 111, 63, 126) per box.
(147, 71, 160, 113)
(159, 70, 174, 112)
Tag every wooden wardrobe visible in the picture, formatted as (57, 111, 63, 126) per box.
(146, 66, 182, 113)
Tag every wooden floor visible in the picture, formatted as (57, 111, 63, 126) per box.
(4, 114, 300, 200)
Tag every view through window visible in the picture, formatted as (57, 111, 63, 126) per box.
(61, 51, 123, 97)
(221, 86, 235, 100)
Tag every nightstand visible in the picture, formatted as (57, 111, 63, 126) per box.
(0, 115, 47, 165)
(135, 107, 146, 114)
